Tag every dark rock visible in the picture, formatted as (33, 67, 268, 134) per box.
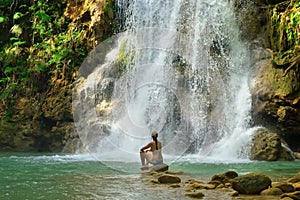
(223, 171, 239, 179)
(209, 171, 238, 185)
(149, 163, 169, 172)
(273, 182, 295, 193)
(232, 172, 272, 194)
(158, 174, 181, 184)
(169, 184, 180, 188)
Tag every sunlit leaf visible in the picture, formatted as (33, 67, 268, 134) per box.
(0, 16, 5, 23)
(13, 41, 26, 46)
(10, 24, 23, 37)
(13, 12, 23, 20)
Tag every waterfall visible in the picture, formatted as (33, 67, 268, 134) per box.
(73, 0, 254, 163)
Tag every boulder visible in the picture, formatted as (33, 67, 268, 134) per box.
(260, 187, 283, 195)
(232, 172, 272, 194)
(288, 174, 300, 183)
(281, 191, 300, 200)
(250, 128, 295, 161)
(295, 152, 300, 159)
(209, 171, 238, 187)
(149, 163, 169, 172)
(273, 182, 295, 193)
(293, 183, 300, 191)
(158, 174, 181, 184)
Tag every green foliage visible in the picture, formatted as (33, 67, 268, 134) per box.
(13, 12, 23, 20)
(0, 0, 13, 8)
(270, 0, 300, 68)
(118, 38, 135, 76)
(0, 0, 89, 120)
(0, 16, 6, 23)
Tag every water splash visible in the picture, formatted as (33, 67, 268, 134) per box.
(73, 0, 255, 163)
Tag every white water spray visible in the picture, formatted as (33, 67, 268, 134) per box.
(73, 0, 255, 163)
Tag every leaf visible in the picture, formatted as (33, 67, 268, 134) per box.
(10, 37, 19, 41)
(20, 77, 29, 82)
(10, 24, 23, 37)
(13, 12, 23, 20)
(0, 0, 13, 8)
(13, 41, 26, 46)
(0, 16, 5, 23)
(0, 77, 9, 84)
(19, 4, 27, 9)
(4, 67, 13, 74)
(35, 10, 51, 22)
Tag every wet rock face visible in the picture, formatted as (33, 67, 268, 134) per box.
(250, 56, 300, 152)
(236, 0, 300, 153)
(250, 128, 295, 161)
(234, 0, 269, 42)
(0, 82, 75, 152)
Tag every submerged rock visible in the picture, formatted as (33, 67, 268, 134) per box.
(232, 172, 272, 194)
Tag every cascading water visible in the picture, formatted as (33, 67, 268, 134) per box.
(73, 0, 255, 163)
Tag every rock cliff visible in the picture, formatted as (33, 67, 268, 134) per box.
(243, 0, 300, 152)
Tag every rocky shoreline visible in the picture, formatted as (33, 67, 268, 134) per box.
(140, 163, 300, 199)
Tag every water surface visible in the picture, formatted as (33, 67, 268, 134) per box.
(1, 153, 299, 200)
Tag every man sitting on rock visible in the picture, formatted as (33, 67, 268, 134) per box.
(140, 131, 163, 170)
